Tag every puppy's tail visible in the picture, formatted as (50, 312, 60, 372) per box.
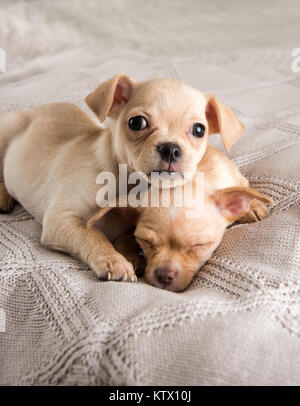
(0, 110, 28, 212)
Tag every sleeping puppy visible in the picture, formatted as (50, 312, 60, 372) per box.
(0, 74, 244, 282)
(89, 145, 273, 292)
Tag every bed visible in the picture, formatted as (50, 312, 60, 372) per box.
(0, 0, 300, 385)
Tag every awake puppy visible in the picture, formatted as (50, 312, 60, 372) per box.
(0, 75, 244, 282)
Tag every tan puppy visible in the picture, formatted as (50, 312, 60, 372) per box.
(0, 75, 244, 282)
(89, 145, 273, 292)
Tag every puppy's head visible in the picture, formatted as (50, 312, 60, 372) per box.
(88, 185, 272, 292)
(86, 74, 244, 181)
(134, 186, 272, 292)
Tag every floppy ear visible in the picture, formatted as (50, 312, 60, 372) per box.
(87, 206, 114, 228)
(87, 204, 140, 228)
(85, 74, 135, 122)
(211, 187, 273, 222)
(205, 95, 245, 152)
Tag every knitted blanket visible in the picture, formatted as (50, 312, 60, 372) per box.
(0, 43, 300, 385)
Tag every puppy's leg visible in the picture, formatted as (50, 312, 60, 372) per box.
(0, 179, 15, 213)
(41, 212, 137, 282)
(0, 149, 15, 212)
(237, 199, 270, 223)
(114, 232, 146, 277)
(0, 111, 27, 213)
(236, 178, 272, 223)
(234, 176, 270, 223)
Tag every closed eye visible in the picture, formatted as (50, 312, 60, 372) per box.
(189, 242, 214, 251)
(136, 237, 155, 249)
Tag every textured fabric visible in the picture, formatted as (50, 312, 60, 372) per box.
(1, 0, 299, 67)
(1, 1, 300, 386)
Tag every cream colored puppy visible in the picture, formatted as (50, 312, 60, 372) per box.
(90, 145, 273, 292)
(0, 75, 244, 282)
(135, 147, 273, 291)
(133, 185, 272, 292)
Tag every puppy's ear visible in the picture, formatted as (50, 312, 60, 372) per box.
(211, 187, 273, 222)
(87, 206, 114, 228)
(85, 74, 135, 122)
(205, 95, 245, 152)
(87, 204, 140, 228)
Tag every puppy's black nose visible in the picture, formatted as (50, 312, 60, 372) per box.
(157, 143, 182, 163)
(155, 266, 178, 286)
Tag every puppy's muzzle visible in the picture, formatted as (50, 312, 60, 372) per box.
(157, 142, 182, 164)
(154, 265, 178, 288)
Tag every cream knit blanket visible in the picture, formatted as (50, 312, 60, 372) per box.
(0, 44, 300, 384)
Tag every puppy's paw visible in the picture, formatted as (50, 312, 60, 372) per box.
(89, 251, 137, 282)
(0, 185, 15, 213)
(114, 233, 146, 277)
(131, 251, 146, 277)
(120, 247, 146, 277)
(238, 199, 270, 224)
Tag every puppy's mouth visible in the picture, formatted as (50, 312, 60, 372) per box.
(151, 169, 182, 177)
(149, 275, 188, 292)
(147, 170, 184, 187)
(149, 161, 183, 177)
(151, 160, 182, 175)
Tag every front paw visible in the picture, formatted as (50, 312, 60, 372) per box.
(238, 199, 270, 224)
(131, 249, 146, 277)
(114, 233, 146, 277)
(89, 251, 137, 282)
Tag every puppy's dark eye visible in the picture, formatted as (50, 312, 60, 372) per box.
(128, 116, 148, 131)
(190, 123, 205, 138)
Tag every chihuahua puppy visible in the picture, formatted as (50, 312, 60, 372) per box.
(89, 145, 273, 292)
(0, 74, 244, 282)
